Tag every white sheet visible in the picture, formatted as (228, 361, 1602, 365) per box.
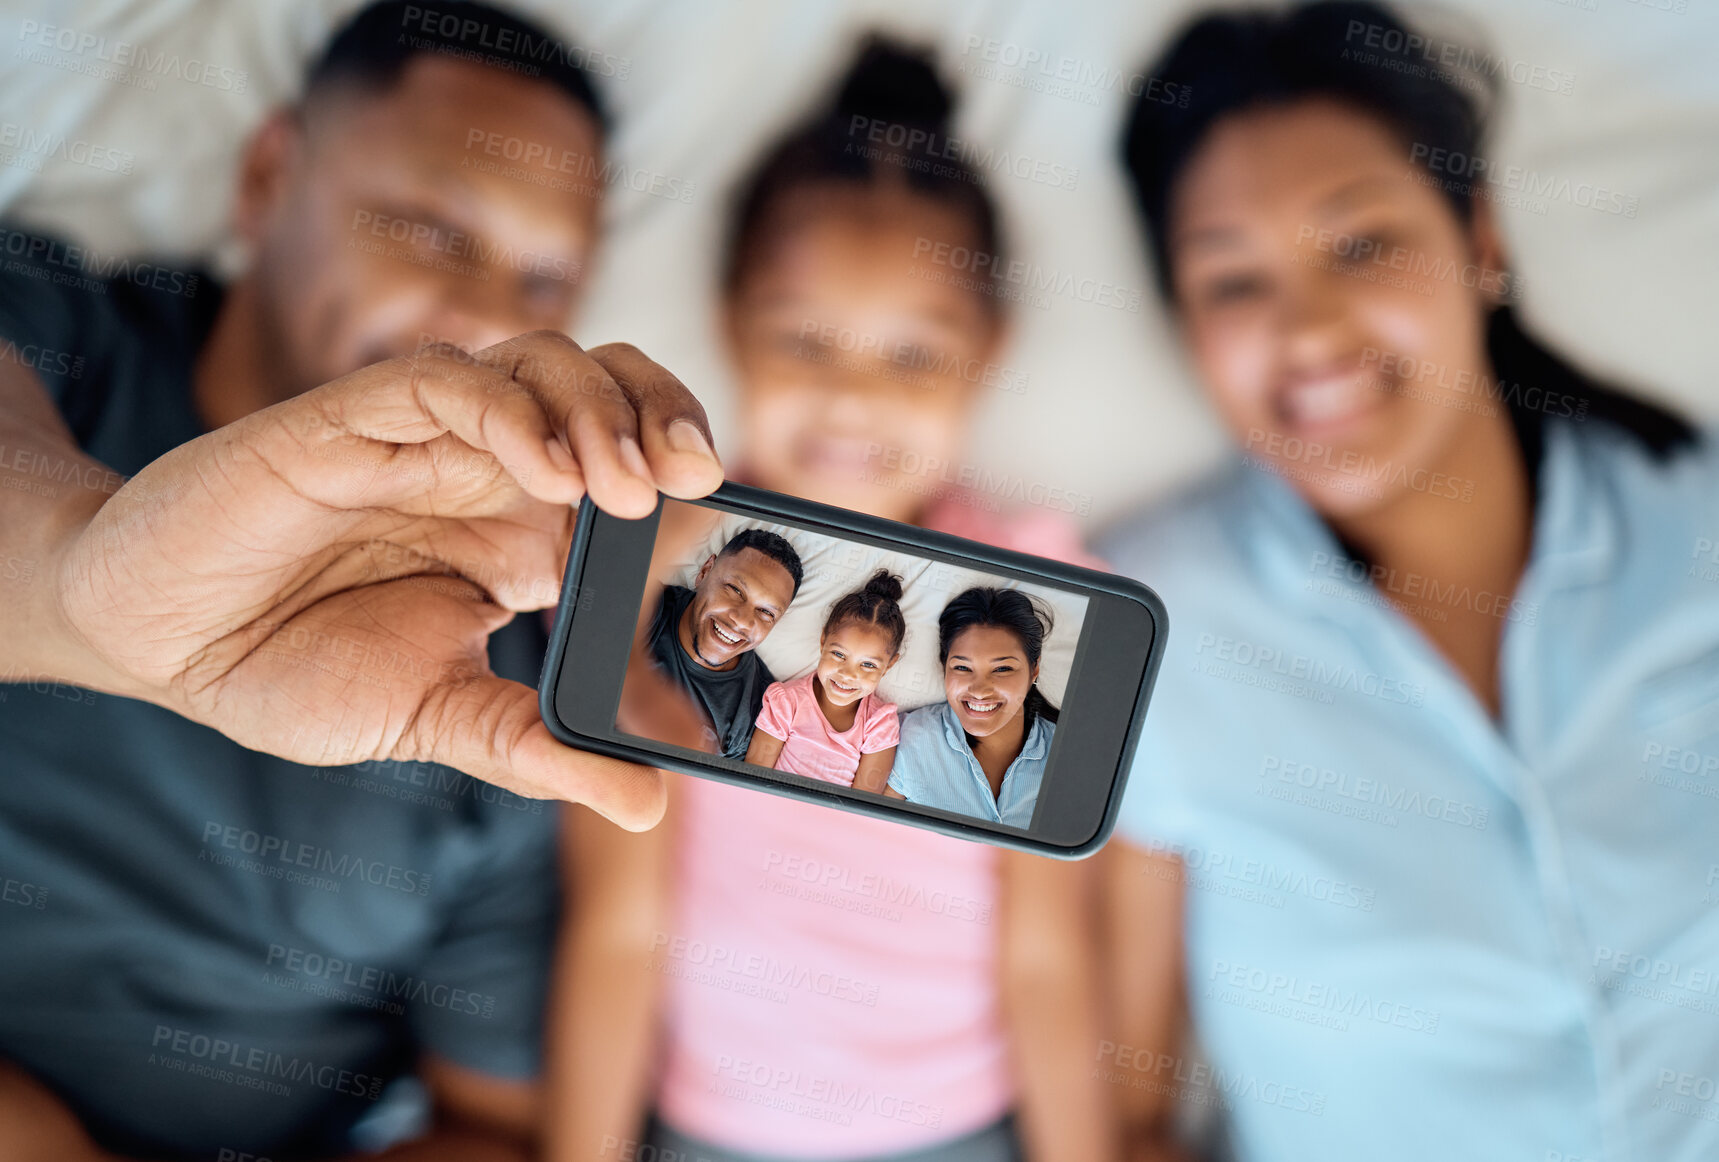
(2, 0, 1714, 530)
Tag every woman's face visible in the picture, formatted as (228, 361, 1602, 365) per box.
(816, 620, 898, 708)
(1166, 99, 1507, 521)
(726, 184, 1001, 522)
(943, 624, 1037, 739)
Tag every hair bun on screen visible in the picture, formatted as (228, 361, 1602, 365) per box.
(861, 569, 905, 604)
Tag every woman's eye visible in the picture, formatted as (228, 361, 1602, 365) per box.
(1204, 274, 1268, 304)
(1335, 235, 1393, 266)
(778, 333, 825, 359)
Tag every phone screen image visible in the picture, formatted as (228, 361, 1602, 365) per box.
(620, 498, 1091, 832)
(544, 484, 1164, 856)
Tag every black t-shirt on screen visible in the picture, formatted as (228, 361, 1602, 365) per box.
(646, 584, 775, 759)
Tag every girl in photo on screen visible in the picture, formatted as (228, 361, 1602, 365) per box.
(1100, 3, 1718, 1160)
(547, 35, 1119, 1162)
(745, 569, 906, 790)
(885, 587, 1060, 829)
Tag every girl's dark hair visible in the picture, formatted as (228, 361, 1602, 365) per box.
(723, 36, 1004, 311)
(938, 587, 1059, 731)
(825, 570, 907, 656)
(1121, 0, 1695, 460)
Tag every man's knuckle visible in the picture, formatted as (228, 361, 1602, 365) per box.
(590, 340, 642, 362)
(411, 340, 468, 367)
(524, 328, 581, 353)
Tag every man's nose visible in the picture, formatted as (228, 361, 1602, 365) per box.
(422, 313, 527, 357)
(426, 282, 548, 354)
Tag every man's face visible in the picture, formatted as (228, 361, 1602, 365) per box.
(239, 54, 604, 401)
(681, 548, 797, 670)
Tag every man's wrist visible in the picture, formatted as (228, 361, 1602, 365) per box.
(19, 487, 143, 699)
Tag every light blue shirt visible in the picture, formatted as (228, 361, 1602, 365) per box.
(888, 701, 1052, 827)
(1100, 418, 1719, 1162)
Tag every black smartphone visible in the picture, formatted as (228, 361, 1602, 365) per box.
(538, 483, 1167, 858)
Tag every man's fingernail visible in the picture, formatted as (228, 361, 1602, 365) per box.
(666, 419, 714, 459)
(619, 435, 653, 481)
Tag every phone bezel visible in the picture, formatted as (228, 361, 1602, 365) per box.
(538, 482, 1168, 858)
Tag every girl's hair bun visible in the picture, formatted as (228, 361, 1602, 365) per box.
(825, 568, 908, 655)
(832, 37, 953, 131)
(861, 568, 905, 604)
(721, 31, 1002, 316)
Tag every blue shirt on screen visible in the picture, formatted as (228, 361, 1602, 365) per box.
(1101, 416, 1719, 1162)
(888, 700, 1051, 826)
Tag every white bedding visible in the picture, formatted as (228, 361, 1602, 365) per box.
(662, 511, 1085, 712)
(2, 0, 1714, 531)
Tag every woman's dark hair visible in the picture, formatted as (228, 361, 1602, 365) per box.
(1121, 0, 1695, 460)
(938, 587, 1059, 731)
(722, 36, 1004, 311)
(824, 570, 907, 656)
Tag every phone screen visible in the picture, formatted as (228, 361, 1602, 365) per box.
(617, 498, 1092, 833)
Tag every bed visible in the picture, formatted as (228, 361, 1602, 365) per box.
(2, 0, 1713, 528)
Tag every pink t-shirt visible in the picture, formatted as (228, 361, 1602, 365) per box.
(655, 493, 1103, 1157)
(755, 674, 900, 787)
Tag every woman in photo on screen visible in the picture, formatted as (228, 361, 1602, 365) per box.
(745, 569, 907, 790)
(547, 35, 1119, 1162)
(885, 587, 1060, 828)
(1099, 4, 1718, 1160)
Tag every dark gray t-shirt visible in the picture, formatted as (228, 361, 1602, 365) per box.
(646, 585, 775, 759)
(0, 226, 559, 1160)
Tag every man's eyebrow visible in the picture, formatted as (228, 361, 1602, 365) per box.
(1313, 171, 1407, 215)
(735, 577, 782, 615)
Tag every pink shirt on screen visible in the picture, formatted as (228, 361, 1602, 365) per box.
(755, 674, 899, 787)
(654, 492, 1103, 1157)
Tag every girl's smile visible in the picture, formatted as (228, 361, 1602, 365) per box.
(814, 621, 899, 715)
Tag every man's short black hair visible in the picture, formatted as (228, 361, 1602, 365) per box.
(305, 0, 609, 132)
(717, 528, 803, 597)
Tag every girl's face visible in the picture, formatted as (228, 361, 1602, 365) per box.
(943, 624, 1037, 739)
(1166, 99, 1508, 522)
(816, 620, 899, 707)
(726, 184, 1002, 522)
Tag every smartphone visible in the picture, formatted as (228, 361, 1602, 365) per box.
(539, 483, 1167, 858)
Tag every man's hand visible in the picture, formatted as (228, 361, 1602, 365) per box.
(30, 332, 721, 828)
(0, 1061, 109, 1161)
